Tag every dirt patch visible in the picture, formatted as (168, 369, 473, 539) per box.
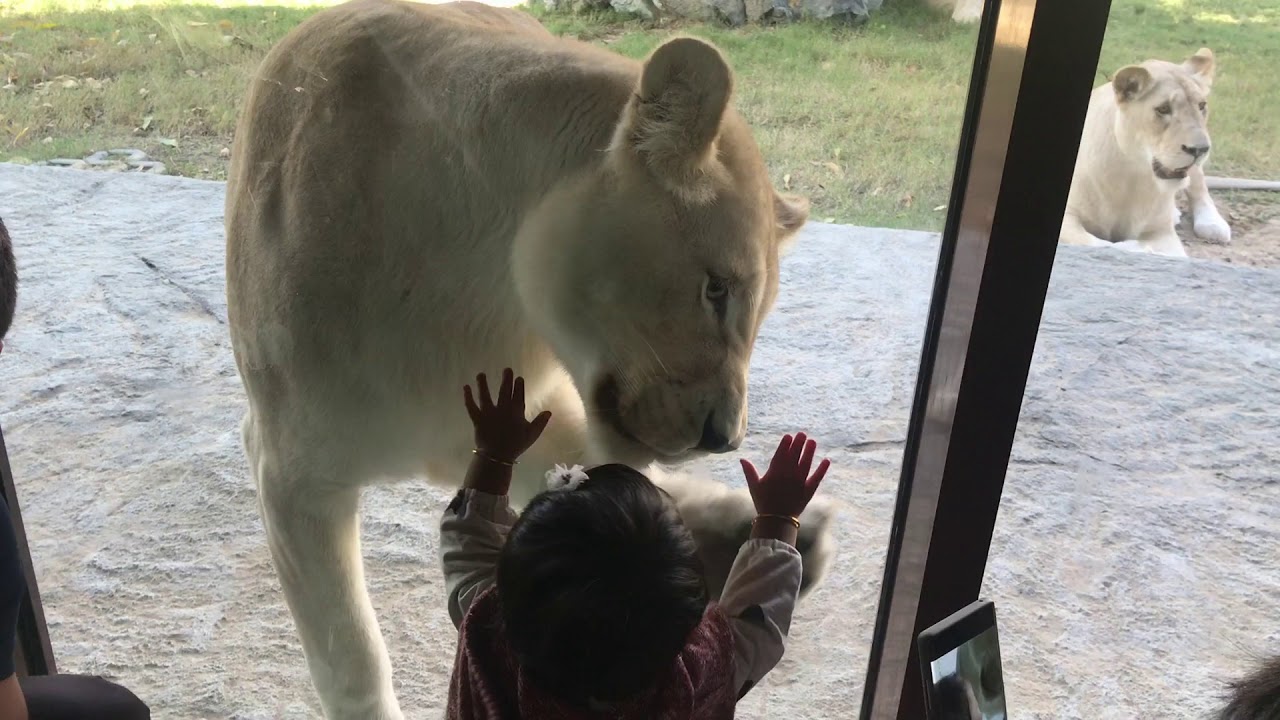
(1182, 193, 1280, 268)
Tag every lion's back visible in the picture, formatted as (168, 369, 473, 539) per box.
(225, 1, 563, 363)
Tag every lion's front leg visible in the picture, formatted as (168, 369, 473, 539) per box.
(1134, 229, 1189, 258)
(648, 466, 836, 600)
(1059, 211, 1114, 248)
(1187, 165, 1232, 244)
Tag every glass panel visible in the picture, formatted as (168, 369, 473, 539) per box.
(0, 1, 998, 718)
(987, 1, 1280, 716)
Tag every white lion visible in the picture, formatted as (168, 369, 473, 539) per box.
(1060, 48, 1231, 258)
(224, 1, 833, 718)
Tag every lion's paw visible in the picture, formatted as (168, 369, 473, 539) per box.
(791, 496, 837, 598)
(649, 467, 837, 602)
(1193, 208, 1232, 244)
(1111, 239, 1154, 254)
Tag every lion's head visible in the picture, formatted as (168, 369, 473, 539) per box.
(1111, 47, 1216, 182)
(513, 37, 808, 466)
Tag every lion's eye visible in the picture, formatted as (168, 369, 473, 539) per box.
(1198, 101, 1207, 113)
(1156, 103, 1173, 116)
(705, 276, 729, 302)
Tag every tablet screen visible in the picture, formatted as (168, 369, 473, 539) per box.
(926, 624, 1008, 720)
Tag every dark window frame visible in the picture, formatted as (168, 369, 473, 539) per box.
(2, 423, 57, 677)
(858, 0, 1115, 718)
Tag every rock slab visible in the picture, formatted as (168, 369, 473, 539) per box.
(0, 163, 1277, 719)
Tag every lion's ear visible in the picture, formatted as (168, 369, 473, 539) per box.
(614, 37, 732, 196)
(1113, 65, 1152, 103)
(1183, 47, 1215, 88)
(774, 192, 809, 253)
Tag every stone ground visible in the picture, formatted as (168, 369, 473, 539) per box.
(0, 163, 1276, 719)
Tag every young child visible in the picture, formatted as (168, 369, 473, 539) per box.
(440, 368, 830, 718)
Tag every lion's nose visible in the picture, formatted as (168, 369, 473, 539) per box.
(698, 412, 739, 453)
(1183, 143, 1210, 159)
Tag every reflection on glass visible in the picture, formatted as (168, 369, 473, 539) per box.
(928, 626, 1008, 720)
(987, 1, 1277, 715)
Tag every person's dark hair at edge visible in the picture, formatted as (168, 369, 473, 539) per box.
(0, 217, 16, 342)
(496, 463, 708, 707)
(1217, 653, 1280, 720)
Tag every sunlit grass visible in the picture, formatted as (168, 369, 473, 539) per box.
(4, 0, 336, 13)
(1, 0, 1276, 231)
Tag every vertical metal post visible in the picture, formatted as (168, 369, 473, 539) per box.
(857, 0, 1114, 717)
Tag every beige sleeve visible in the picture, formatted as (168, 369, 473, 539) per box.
(717, 538, 804, 698)
(439, 488, 518, 629)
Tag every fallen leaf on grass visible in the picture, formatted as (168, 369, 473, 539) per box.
(157, 137, 178, 148)
(188, 21, 209, 27)
(933, 204, 947, 212)
(783, 173, 792, 190)
(807, 160, 845, 177)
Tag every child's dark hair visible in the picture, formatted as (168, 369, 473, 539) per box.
(496, 463, 708, 705)
(0, 217, 15, 341)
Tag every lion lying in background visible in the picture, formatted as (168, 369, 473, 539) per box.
(1060, 48, 1231, 258)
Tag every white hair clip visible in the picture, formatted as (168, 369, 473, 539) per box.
(546, 463, 589, 492)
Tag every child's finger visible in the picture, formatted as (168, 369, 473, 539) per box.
(805, 458, 831, 499)
(769, 434, 793, 471)
(528, 410, 553, 441)
(740, 459, 761, 486)
(791, 432, 808, 465)
(513, 375, 526, 416)
(499, 368, 514, 406)
(477, 373, 493, 409)
(464, 385, 481, 423)
(797, 438, 817, 480)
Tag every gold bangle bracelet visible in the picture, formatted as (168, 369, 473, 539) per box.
(472, 449, 517, 467)
(753, 514, 800, 529)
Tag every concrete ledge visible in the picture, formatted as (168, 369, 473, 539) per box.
(0, 163, 1276, 718)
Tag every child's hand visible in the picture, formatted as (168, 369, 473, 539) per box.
(740, 432, 830, 520)
(463, 368, 552, 464)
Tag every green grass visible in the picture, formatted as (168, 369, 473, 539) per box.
(1, 0, 1276, 231)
